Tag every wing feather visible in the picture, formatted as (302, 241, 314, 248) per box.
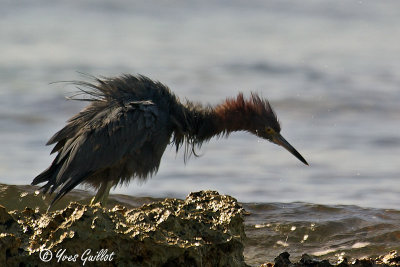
(32, 100, 159, 205)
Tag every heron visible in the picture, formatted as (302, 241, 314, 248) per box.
(32, 74, 308, 208)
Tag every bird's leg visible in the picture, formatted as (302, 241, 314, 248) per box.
(90, 181, 113, 206)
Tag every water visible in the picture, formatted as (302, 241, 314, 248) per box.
(1, 0, 399, 263)
(244, 202, 400, 265)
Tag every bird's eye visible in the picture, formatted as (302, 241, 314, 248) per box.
(265, 127, 273, 134)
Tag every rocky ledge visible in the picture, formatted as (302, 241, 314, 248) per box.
(0, 190, 248, 267)
(265, 251, 400, 267)
(1, 189, 399, 267)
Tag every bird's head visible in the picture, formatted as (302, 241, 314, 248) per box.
(229, 93, 309, 165)
(256, 125, 308, 165)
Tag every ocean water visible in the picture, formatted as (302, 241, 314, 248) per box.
(1, 0, 399, 263)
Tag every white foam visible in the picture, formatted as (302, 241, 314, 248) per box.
(312, 248, 337, 256)
(351, 242, 370, 249)
(276, 240, 289, 247)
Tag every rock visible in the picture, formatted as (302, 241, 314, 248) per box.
(337, 258, 349, 267)
(299, 253, 333, 267)
(2, 188, 399, 267)
(268, 251, 400, 267)
(0, 190, 249, 267)
(377, 251, 400, 266)
(274, 252, 292, 267)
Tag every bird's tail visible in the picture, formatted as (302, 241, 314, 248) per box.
(32, 157, 68, 210)
(32, 161, 59, 195)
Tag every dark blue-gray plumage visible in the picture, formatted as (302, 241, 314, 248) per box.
(32, 75, 307, 208)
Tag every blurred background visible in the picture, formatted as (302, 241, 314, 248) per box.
(1, 0, 399, 209)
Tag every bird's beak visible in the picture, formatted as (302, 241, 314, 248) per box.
(272, 133, 308, 165)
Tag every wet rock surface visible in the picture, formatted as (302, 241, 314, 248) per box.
(1, 186, 398, 267)
(0, 190, 249, 267)
(261, 251, 400, 267)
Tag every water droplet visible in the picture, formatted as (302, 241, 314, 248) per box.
(20, 192, 28, 198)
(290, 226, 296, 231)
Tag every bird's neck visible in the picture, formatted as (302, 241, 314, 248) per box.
(174, 97, 253, 145)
